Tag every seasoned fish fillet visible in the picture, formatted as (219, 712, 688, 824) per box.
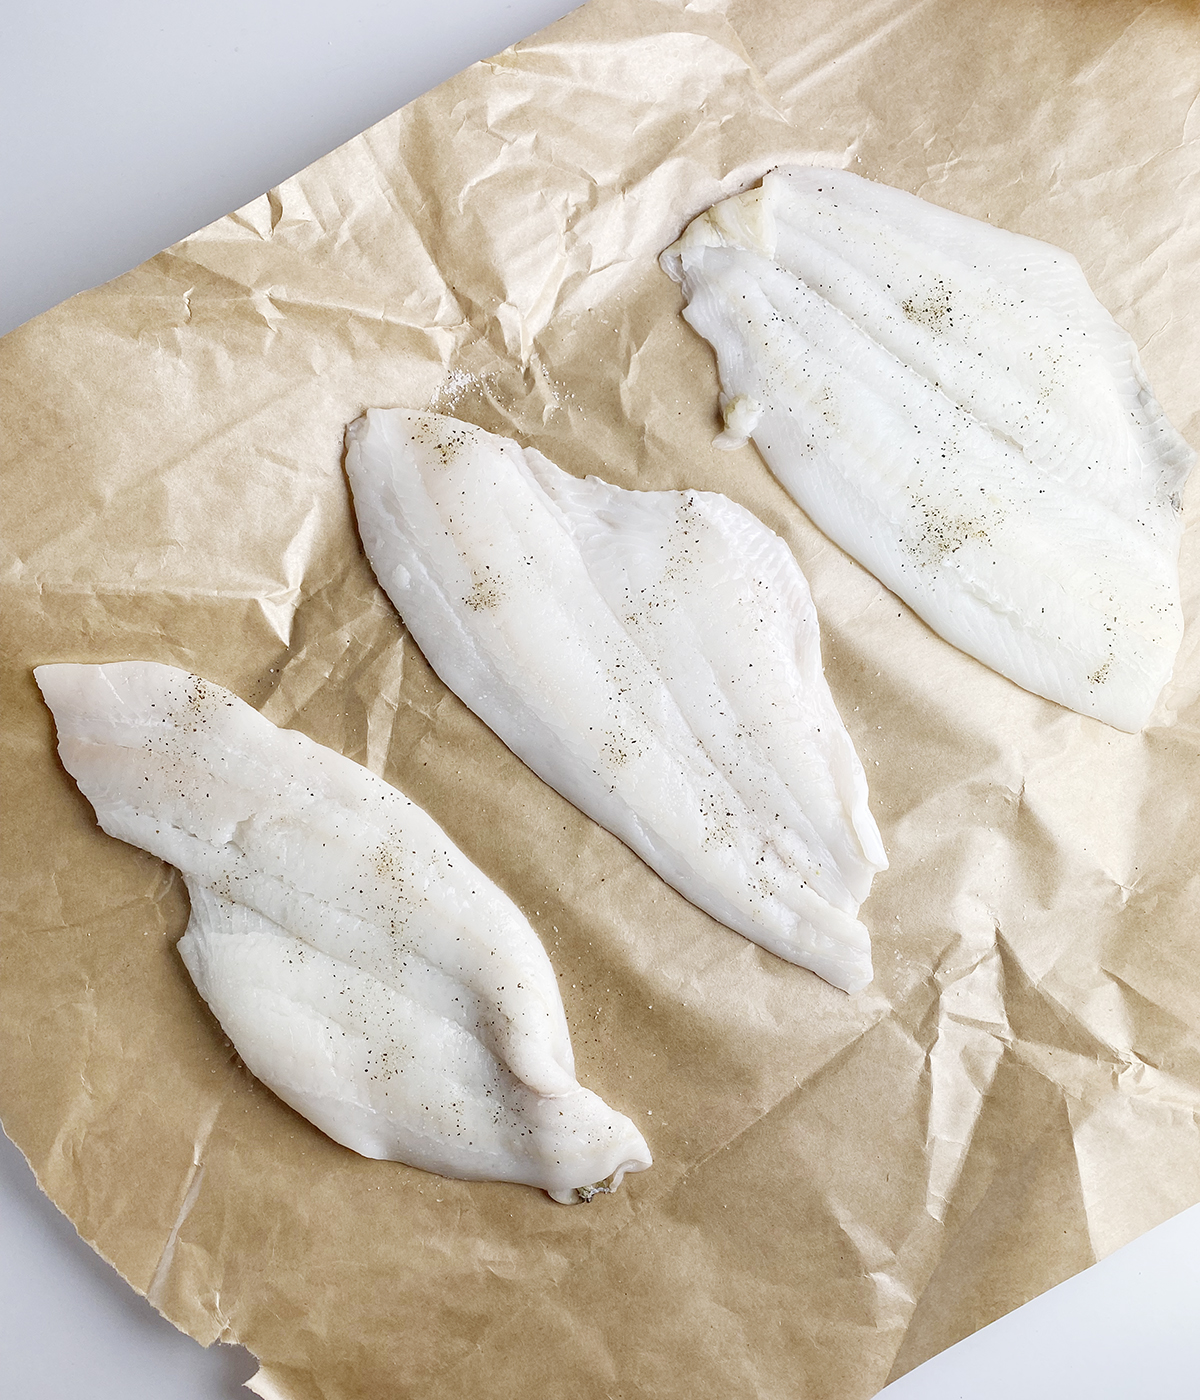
(345, 411, 887, 992)
(36, 661, 651, 1203)
(661, 167, 1195, 732)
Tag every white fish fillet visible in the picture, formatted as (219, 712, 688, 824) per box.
(35, 661, 651, 1203)
(661, 167, 1195, 732)
(345, 410, 887, 992)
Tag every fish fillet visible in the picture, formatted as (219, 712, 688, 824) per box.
(36, 661, 651, 1203)
(345, 410, 887, 992)
(661, 167, 1195, 732)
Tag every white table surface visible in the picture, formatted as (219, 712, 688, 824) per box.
(2, 3, 1197, 1396)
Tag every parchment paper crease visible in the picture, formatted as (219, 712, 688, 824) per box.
(2, 2, 1197, 1397)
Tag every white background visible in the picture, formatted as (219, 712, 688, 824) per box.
(2, 3, 1197, 1396)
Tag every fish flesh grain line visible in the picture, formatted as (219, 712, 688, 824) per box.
(345, 410, 887, 993)
(661, 167, 1195, 733)
(36, 661, 651, 1204)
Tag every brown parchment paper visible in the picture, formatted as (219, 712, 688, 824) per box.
(2, 2, 1198, 1396)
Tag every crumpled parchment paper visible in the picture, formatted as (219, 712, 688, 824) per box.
(1, 2, 1197, 1397)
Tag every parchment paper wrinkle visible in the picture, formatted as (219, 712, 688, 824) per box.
(1, 1, 1197, 1397)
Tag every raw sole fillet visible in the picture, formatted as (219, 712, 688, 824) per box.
(36, 661, 651, 1204)
(660, 167, 1195, 733)
(345, 410, 887, 993)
